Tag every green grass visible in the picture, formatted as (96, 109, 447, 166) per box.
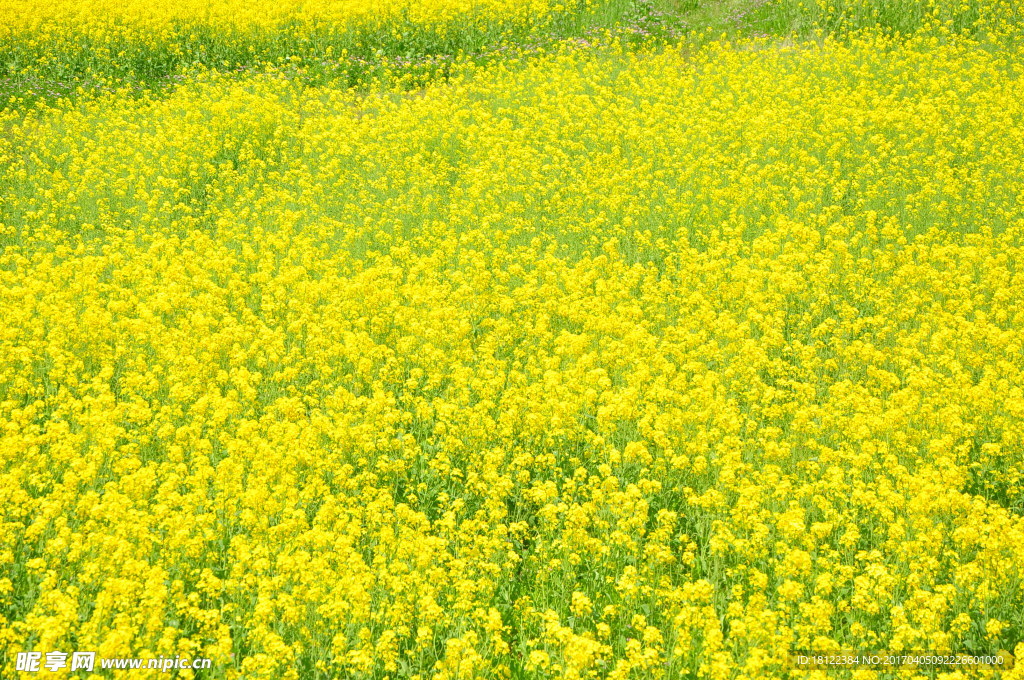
(3, 0, 1019, 111)
(0, 0, 641, 110)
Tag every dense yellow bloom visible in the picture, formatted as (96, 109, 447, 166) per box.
(2, 7, 1023, 680)
(0, 0, 559, 32)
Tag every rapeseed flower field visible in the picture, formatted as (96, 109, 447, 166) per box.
(1, 0, 1023, 678)
(0, 0, 633, 108)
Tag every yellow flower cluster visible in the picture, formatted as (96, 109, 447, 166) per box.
(2, 21, 1024, 680)
(0, 0, 590, 107)
(0, 0, 559, 33)
(796, 0, 1021, 39)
